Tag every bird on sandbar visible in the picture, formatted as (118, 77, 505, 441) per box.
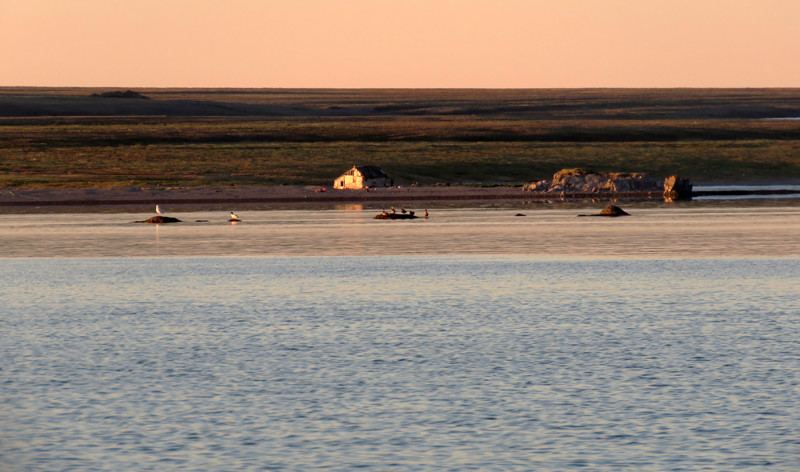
(229, 211, 240, 221)
(424, 209, 429, 218)
(155, 204, 163, 215)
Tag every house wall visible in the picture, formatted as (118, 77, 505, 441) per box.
(335, 173, 364, 189)
(334, 168, 390, 189)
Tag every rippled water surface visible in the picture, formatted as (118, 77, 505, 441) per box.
(2, 203, 800, 471)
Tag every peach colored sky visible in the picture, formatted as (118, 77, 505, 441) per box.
(2, 0, 799, 88)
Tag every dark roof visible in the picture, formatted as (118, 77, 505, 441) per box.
(354, 166, 388, 179)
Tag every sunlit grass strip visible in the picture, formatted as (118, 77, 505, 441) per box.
(2, 140, 799, 188)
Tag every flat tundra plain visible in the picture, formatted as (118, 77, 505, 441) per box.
(1, 87, 800, 191)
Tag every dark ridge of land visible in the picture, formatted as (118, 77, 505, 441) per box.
(3, 87, 800, 119)
(2, 87, 800, 189)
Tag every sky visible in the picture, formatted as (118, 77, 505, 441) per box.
(2, 0, 799, 88)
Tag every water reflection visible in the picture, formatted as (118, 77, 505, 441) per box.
(154, 223, 160, 256)
(334, 204, 364, 211)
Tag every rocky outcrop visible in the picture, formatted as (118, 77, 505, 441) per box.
(663, 175, 693, 201)
(524, 168, 693, 201)
(523, 168, 661, 193)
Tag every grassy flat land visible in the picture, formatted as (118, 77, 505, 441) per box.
(2, 88, 800, 188)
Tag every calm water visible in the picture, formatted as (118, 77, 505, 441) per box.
(2, 201, 800, 259)
(2, 202, 800, 471)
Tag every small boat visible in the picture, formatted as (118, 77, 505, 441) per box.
(374, 211, 418, 220)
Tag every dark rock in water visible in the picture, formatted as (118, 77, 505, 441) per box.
(597, 205, 630, 216)
(514, 213, 526, 217)
(143, 215, 181, 223)
(578, 205, 630, 217)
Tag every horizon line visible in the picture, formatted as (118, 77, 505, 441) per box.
(2, 85, 799, 91)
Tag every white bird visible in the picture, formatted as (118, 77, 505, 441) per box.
(230, 211, 239, 220)
(155, 204, 163, 215)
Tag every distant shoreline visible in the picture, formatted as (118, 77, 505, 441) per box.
(2, 182, 799, 213)
(0, 185, 527, 211)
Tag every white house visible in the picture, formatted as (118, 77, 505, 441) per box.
(333, 166, 391, 189)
